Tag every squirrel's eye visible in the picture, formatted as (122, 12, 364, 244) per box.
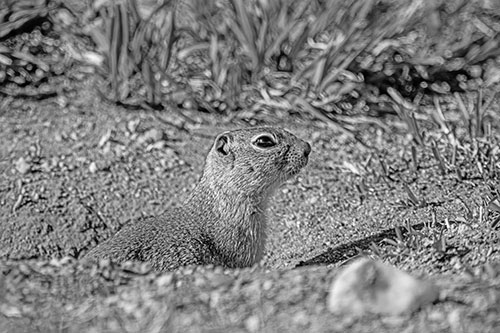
(253, 134, 277, 148)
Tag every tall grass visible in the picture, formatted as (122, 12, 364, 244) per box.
(88, 0, 175, 106)
(3, 0, 499, 117)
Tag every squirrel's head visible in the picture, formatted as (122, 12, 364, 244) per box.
(201, 127, 311, 197)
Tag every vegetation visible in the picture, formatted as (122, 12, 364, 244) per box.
(1, 1, 499, 108)
(0, 0, 499, 332)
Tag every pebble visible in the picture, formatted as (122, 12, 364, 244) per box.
(447, 308, 464, 332)
(98, 129, 112, 148)
(89, 162, 98, 173)
(262, 280, 273, 291)
(146, 140, 166, 151)
(244, 314, 260, 332)
(14, 157, 31, 174)
(153, 272, 173, 290)
(137, 128, 164, 145)
(327, 257, 439, 316)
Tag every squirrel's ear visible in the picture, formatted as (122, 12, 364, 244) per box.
(215, 133, 231, 156)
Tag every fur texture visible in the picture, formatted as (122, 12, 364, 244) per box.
(84, 127, 311, 271)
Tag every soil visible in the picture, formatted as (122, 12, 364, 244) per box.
(0, 85, 499, 332)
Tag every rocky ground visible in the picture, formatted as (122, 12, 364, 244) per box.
(0, 83, 499, 332)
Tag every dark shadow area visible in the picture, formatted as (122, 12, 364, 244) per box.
(296, 222, 426, 267)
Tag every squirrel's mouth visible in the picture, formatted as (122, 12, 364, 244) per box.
(287, 164, 305, 177)
(284, 156, 308, 177)
(274, 143, 309, 183)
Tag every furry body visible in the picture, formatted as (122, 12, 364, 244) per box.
(85, 127, 310, 271)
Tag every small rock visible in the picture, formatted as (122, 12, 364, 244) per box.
(262, 280, 273, 291)
(56, 96, 68, 108)
(146, 140, 166, 152)
(98, 129, 112, 148)
(137, 128, 164, 145)
(327, 257, 439, 316)
(307, 196, 319, 205)
(89, 162, 98, 173)
(292, 310, 309, 326)
(156, 273, 173, 287)
(54, 132, 63, 142)
(209, 291, 221, 308)
(41, 160, 52, 172)
(127, 118, 140, 134)
(448, 308, 464, 333)
(244, 314, 260, 333)
(182, 98, 197, 110)
(14, 157, 31, 174)
(0, 304, 22, 317)
(194, 276, 206, 287)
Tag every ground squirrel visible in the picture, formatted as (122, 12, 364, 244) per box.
(84, 127, 311, 271)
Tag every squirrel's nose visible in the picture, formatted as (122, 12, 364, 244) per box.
(303, 142, 311, 158)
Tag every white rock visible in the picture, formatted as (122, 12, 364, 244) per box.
(137, 128, 164, 145)
(327, 257, 439, 316)
(244, 314, 260, 333)
(14, 157, 30, 174)
(89, 162, 98, 173)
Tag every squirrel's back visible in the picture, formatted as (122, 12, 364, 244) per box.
(86, 208, 216, 270)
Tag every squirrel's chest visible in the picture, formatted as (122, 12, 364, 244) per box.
(228, 210, 267, 267)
